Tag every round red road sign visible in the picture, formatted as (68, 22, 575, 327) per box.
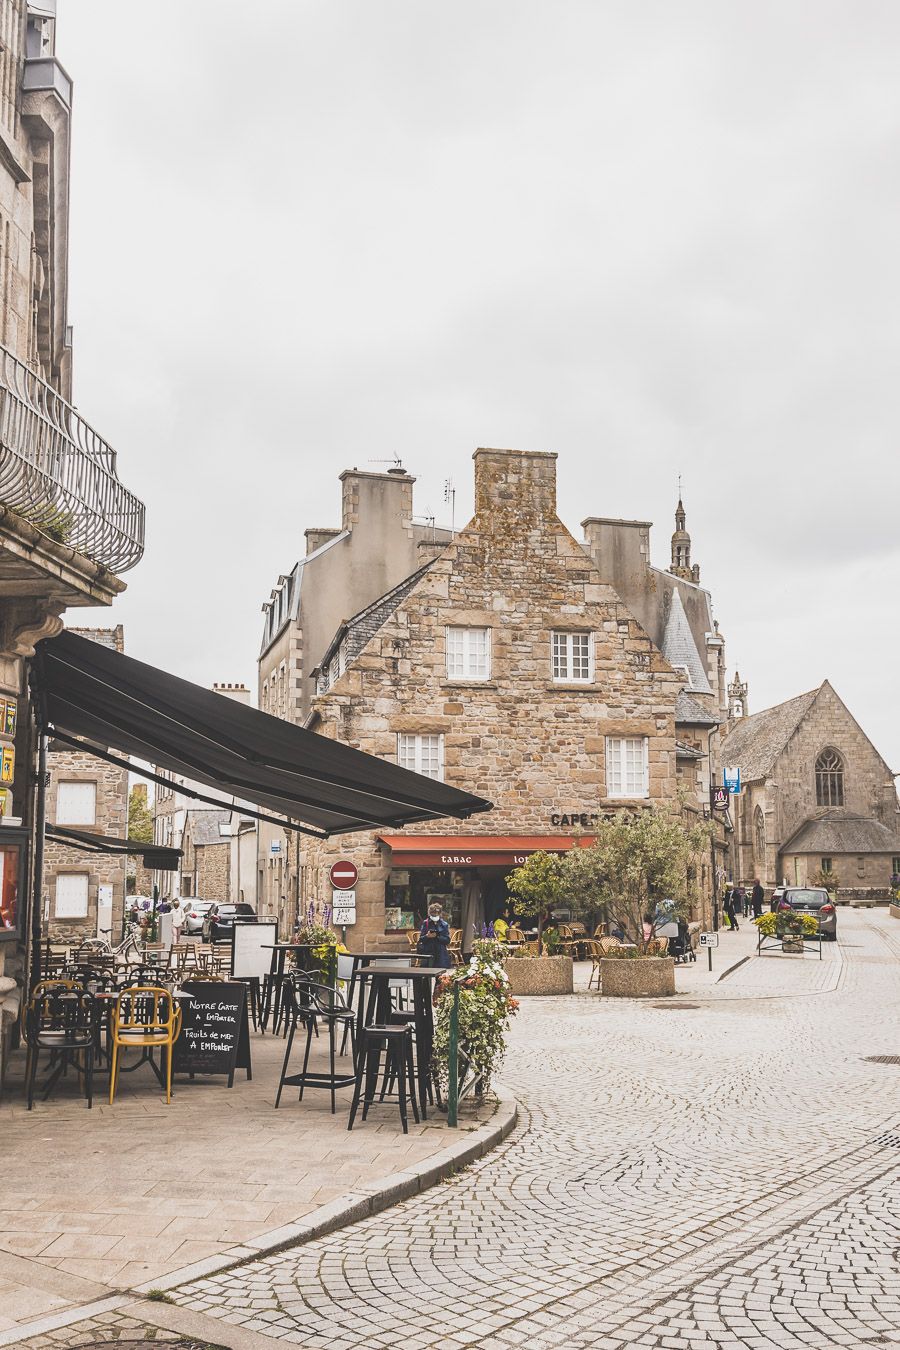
(329, 860, 358, 890)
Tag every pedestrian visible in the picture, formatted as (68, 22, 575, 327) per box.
(751, 878, 765, 918)
(170, 896, 185, 946)
(731, 885, 745, 924)
(418, 901, 452, 968)
(742, 885, 752, 918)
(721, 885, 732, 929)
(724, 889, 740, 931)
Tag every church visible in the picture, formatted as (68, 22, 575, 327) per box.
(721, 678, 900, 898)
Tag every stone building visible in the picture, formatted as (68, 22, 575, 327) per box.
(0, 2, 144, 1062)
(721, 680, 900, 897)
(43, 626, 128, 941)
(180, 809, 231, 900)
(253, 448, 739, 947)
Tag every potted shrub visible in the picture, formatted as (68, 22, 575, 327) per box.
(432, 938, 519, 1099)
(568, 807, 711, 998)
(503, 851, 575, 994)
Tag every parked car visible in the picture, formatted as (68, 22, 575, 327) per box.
(203, 902, 257, 943)
(181, 899, 216, 936)
(780, 887, 837, 939)
(770, 887, 786, 912)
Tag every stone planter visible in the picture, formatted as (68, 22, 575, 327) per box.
(599, 956, 675, 998)
(781, 939, 804, 953)
(503, 955, 573, 996)
(889, 903, 900, 921)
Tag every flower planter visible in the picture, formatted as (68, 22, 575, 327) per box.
(781, 939, 804, 953)
(503, 955, 573, 996)
(889, 903, 900, 921)
(600, 956, 675, 998)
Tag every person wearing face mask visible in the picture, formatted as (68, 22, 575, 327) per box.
(418, 901, 452, 968)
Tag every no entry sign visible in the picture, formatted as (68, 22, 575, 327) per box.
(330, 860, 358, 890)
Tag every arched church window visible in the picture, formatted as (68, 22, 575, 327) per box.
(815, 748, 844, 807)
(754, 806, 766, 864)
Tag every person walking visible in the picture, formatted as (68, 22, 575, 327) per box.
(170, 896, 185, 947)
(724, 889, 740, 931)
(751, 878, 765, 919)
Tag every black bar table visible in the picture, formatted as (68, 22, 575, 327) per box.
(261, 943, 313, 1030)
(355, 963, 447, 1119)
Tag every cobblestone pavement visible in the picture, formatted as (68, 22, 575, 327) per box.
(161, 909, 900, 1349)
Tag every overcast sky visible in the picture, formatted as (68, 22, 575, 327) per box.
(61, 2, 899, 775)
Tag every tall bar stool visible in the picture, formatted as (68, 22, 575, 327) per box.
(348, 1023, 419, 1135)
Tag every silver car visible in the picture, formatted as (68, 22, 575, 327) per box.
(782, 887, 837, 940)
(181, 899, 216, 936)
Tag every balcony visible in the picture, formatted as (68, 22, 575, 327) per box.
(0, 346, 145, 575)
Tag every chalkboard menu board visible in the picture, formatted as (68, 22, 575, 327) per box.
(173, 981, 252, 1087)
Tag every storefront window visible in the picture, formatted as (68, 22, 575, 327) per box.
(385, 868, 464, 933)
(0, 839, 22, 936)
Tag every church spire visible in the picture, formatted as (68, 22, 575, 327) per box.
(670, 494, 699, 582)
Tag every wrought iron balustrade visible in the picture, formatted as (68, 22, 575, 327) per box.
(0, 345, 145, 573)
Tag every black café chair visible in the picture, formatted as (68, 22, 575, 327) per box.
(26, 986, 96, 1110)
(276, 975, 356, 1114)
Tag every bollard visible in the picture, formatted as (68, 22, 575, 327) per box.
(448, 981, 460, 1128)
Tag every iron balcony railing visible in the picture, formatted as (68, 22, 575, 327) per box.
(0, 345, 145, 573)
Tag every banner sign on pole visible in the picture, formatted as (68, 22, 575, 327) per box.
(710, 786, 729, 813)
(723, 766, 742, 794)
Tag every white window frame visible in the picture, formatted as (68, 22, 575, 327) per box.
(446, 626, 491, 681)
(552, 631, 594, 683)
(55, 872, 89, 919)
(55, 780, 97, 826)
(397, 733, 444, 781)
(605, 736, 650, 799)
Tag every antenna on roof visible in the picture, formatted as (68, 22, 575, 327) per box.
(369, 454, 406, 475)
(443, 477, 456, 538)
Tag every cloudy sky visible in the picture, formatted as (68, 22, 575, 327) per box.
(61, 2, 899, 773)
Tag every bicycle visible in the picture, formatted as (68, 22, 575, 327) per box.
(74, 924, 145, 966)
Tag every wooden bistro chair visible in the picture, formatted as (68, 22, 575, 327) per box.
(405, 930, 420, 953)
(108, 986, 182, 1105)
(586, 940, 604, 991)
(448, 929, 463, 965)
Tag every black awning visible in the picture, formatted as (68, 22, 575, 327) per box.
(46, 824, 181, 872)
(32, 630, 493, 837)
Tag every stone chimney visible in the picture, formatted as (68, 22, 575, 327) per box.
(339, 467, 415, 538)
(472, 448, 557, 526)
(305, 527, 342, 556)
(213, 683, 252, 706)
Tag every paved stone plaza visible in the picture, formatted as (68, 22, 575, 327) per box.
(5, 908, 900, 1348)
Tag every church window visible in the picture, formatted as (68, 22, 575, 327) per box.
(821, 857, 832, 874)
(754, 806, 766, 864)
(815, 749, 844, 807)
(893, 857, 900, 876)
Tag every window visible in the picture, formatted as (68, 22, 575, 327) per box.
(55, 873, 89, 919)
(552, 631, 593, 683)
(446, 627, 490, 680)
(56, 780, 96, 826)
(815, 749, 844, 807)
(397, 733, 444, 780)
(821, 857, 833, 874)
(754, 806, 766, 864)
(893, 857, 900, 877)
(606, 737, 649, 798)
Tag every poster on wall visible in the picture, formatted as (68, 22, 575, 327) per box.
(2, 699, 16, 737)
(0, 746, 13, 783)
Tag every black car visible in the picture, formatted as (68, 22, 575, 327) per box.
(203, 902, 256, 943)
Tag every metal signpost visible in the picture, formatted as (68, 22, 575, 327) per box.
(330, 862, 358, 942)
(700, 929, 719, 972)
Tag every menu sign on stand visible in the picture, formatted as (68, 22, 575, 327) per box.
(173, 981, 252, 1087)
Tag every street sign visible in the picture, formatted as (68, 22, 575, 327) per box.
(332, 889, 356, 925)
(723, 766, 742, 794)
(699, 931, 719, 948)
(330, 860, 358, 890)
(710, 786, 729, 812)
(269, 839, 282, 856)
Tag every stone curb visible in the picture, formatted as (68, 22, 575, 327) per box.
(132, 1084, 517, 1296)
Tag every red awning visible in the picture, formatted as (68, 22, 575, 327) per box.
(378, 834, 595, 868)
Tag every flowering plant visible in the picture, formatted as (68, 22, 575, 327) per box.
(294, 902, 338, 982)
(754, 911, 819, 938)
(432, 938, 518, 1097)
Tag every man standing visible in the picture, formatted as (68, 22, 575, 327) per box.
(724, 889, 740, 931)
(751, 878, 765, 919)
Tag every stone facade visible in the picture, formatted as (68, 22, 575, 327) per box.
(299, 449, 683, 948)
(180, 810, 231, 901)
(723, 681, 900, 896)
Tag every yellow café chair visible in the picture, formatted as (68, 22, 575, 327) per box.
(108, 986, 182, 1105)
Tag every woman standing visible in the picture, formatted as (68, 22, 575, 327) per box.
(418, 901, 452, 968)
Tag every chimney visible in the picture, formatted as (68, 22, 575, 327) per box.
(305, 527, 342, 556)
(213, 683, 252, 706)
(339, 467, 415, 535)
(472, 448, 557, 525)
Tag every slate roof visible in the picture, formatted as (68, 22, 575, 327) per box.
(719, 687, 821, 783)
(185, 809, 231, 846)
(782, 811, 900, 855)
(317, 561, 437, 677)
(675, 690, 720, 727)
(661, 589, 711, 694)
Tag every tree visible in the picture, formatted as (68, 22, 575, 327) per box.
(506, 851, 567, 954)
(566, 808, 711, 954)
(128, 785, 153, 843)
